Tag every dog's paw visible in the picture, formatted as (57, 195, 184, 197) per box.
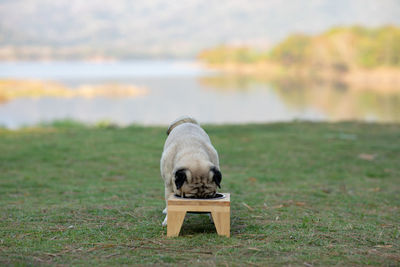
(162, 207, 167, 214)
(162, 215, 168, 226)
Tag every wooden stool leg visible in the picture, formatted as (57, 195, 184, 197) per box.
(211, 211, 230, 237)
(167, 211, 186, 237)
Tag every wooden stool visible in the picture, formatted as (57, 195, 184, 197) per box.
(167, 193, 230, 237)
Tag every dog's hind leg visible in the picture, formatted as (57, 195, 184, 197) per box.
(162, 215, 168, 226)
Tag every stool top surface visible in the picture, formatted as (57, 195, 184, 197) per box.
(168, 193, 230, 206)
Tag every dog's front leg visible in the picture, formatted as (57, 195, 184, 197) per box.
(162, 184, 174, 226)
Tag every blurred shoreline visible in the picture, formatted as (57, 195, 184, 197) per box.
(199, 26, 400, 92)
(0, 79, 147, 103)
(203, 63, 400, 92)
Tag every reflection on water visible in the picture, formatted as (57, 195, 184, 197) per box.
(0, 61, 399, 128)
(271, 78, 400, 122)
(200, 75, 400, 123)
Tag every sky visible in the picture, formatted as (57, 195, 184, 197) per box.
(1, 0, 399, 57)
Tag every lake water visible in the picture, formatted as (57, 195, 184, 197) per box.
(0, 61, 399, 128)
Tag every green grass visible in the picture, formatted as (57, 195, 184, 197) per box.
(1, 122, 399, 266)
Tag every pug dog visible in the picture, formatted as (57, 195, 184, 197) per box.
(160, 117, 222, 226)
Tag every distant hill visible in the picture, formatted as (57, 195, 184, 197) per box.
(0, 0, 400, 59)
(199, 26, 400, 69)
(198, 26, 400, 89)
(270, 26, 400, 69)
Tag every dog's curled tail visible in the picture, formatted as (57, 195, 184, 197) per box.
(167, 116, 198, 135)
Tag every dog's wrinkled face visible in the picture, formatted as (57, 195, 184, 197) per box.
(174, 167, 221, 198)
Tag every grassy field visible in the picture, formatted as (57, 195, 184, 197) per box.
(0, 121, 399, 266)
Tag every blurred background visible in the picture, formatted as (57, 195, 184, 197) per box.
(0, 0, 399, 128)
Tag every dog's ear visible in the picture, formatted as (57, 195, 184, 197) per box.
(211, 167, 222, 188)
(174, 169, 187, 190)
